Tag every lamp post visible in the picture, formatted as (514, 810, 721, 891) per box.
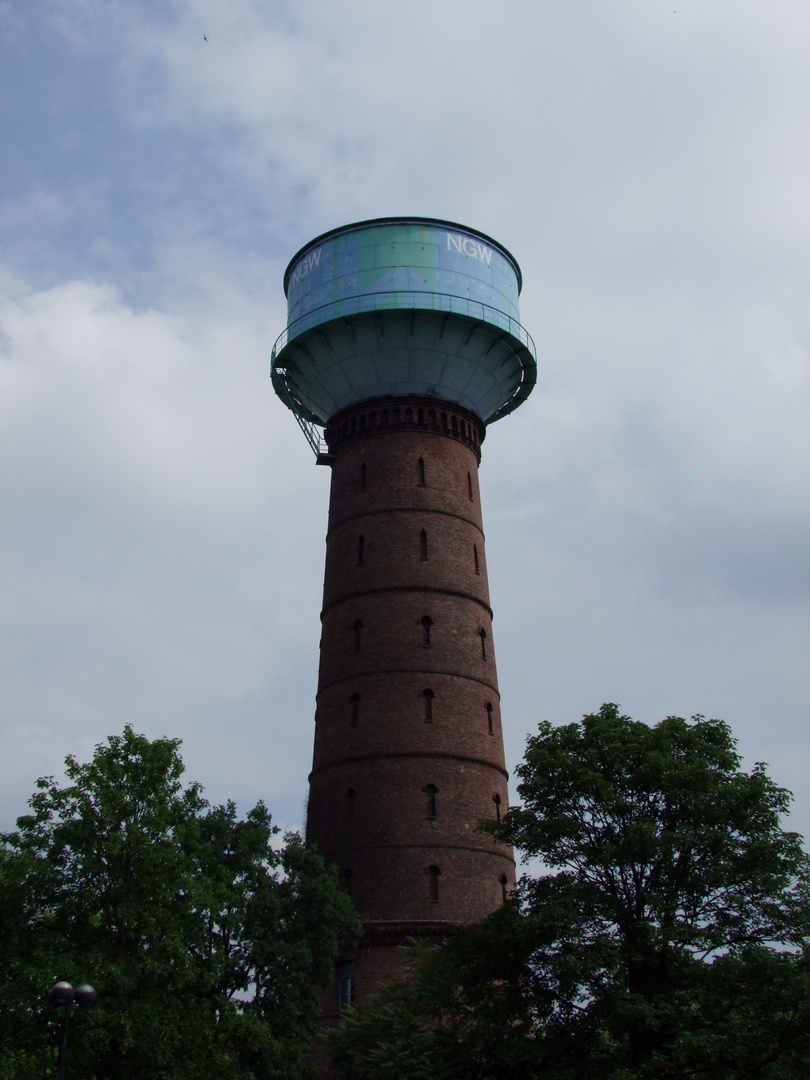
(47, 981, 95, 1080)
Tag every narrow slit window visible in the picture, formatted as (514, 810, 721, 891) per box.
(473, 544, 480, 575)
(425, 784, 438, 819)
(493, 792, 502, 821)
(343, 869, 353, 897)
(467, 471, 474, 501)
(337, 961, 355, 1010)
(420, 529, 428, 561)
(421, 616, 433, 648)
(428, 864, 441, 902)
(346, 788, 357, 822)
(499, 874, 508, 904)
(422, 688, 434, 723)
(478, 627, 488, 660)
(418, 457, 426, 486)
(357, 534, 365, 565)
(486, 701, 494, 735)
(350, 693, 360, 727)
(353, 620, 363, 653)
(360, 462, 367, 490)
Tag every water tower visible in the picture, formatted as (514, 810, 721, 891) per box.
(271, 217, 536, 1013)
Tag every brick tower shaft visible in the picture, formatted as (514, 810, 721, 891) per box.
(306, 396, 515, 1006)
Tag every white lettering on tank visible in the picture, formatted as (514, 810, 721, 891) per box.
(291, 248, 322, 285)
(447, 233, 492, 265)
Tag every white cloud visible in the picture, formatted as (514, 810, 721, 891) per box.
(0, 272, 327, 827)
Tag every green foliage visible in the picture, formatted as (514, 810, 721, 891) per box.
(0, 726, 359, 1080)
(331, 909, 550, 1080)
(332, 705, 810, 1079)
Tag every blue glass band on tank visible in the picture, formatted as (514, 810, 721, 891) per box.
(272, 217, 537, 452)
(284, 217, 523, 324)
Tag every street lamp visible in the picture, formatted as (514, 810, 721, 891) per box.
(47, 981, 96, 1080)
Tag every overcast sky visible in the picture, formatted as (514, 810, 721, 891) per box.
(1, 0, 808, 852)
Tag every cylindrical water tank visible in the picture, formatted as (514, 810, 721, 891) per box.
(271, 217, 536, 427)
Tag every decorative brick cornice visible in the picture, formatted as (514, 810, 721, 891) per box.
(361, 919, 464, 946)
(320, 584, 493, 619)
(352, 843, 515, 862)
(309, 750, 509, 782)
(315, 668, 501, 698)
(325, 396, 486, 461)
(326, 504, 485, 540)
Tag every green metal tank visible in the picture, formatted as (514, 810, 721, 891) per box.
(271, 217, 536, 453)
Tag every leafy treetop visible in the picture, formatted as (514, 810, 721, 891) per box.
(0, 725, 359, 1080)
(333, 705, 810, 1080)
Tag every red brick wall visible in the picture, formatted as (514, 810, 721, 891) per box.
(306, 396, 515, 1012)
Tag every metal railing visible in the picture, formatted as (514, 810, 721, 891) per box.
(270, 290, 536, 366)
(271, 370, 330, 459)
(269, 290, 538, 459)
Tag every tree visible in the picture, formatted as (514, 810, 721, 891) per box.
(332, 705, 810, 1079)
(0, 726, 359, 1080)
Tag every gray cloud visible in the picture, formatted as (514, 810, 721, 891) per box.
(1, 0, 807, 849)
